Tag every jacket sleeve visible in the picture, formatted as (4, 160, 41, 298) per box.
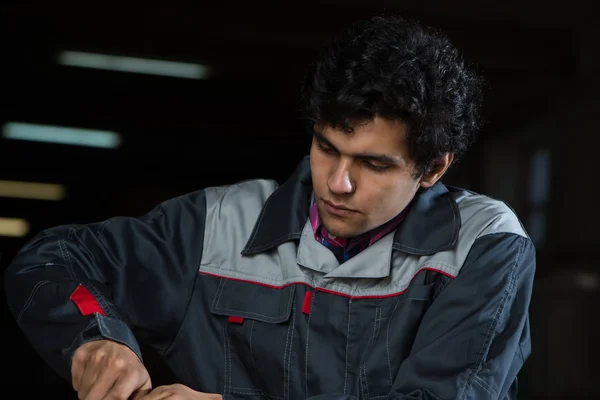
(303, 232, 536, 400)
(4, 189, 208, 382)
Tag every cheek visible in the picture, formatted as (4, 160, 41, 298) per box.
(311, 144, 335, 171)
(357, 180, 385, 210)
(359, 176, 412, 213)
(310, 153, 328, 192)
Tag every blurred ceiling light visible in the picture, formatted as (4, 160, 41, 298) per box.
(0, 180, 66, 201)
(2, 122, 121, 149)
(0, 217, 29, 237)
(58, 51, 209, 79)
(574, 271, 600, 291)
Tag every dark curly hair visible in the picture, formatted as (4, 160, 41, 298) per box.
(302, 15, 484, 178)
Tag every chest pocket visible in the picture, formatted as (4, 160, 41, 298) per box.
(210, 278, 296, 399)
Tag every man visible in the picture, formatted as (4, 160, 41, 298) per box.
(5, 15, 535, 400)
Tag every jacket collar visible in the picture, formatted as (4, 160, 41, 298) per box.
(241, 156, 460, 256)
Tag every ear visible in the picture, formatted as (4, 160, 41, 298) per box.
(419, 153, 454, 188)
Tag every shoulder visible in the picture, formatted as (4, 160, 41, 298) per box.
(448, 186, 529, 240)
(203, 178, 279, 213)
(444, 187, 535, 281)
(149, 178, 279, 225)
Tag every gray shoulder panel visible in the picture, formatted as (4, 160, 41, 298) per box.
(451, 190, 529, 240)
(387, 191, 531, 290)
(201, 179, 279, 268)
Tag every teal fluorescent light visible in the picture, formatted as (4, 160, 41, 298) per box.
(2, 122, 121, 149)
(58, 51, 209, 79)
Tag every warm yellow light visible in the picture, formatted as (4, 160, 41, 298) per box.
(0, 180, 66, 201)
(0, 217, 30, 237)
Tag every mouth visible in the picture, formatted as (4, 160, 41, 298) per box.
(323, 200, 357, 217)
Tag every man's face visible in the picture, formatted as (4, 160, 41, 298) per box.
(310, 117, 423, 238)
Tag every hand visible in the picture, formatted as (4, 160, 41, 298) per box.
(71, 339, 152, 400)
(140, 384, 222, 399)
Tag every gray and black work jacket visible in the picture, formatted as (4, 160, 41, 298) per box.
(5, 156, 535, 400)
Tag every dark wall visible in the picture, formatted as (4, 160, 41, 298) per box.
(1, 2, 597, 398)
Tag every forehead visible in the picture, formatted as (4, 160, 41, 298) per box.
(316, 117, 409, 156)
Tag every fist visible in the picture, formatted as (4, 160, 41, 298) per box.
(71, 339, 152, 400)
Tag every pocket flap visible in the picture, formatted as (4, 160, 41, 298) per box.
(401, 282, 434, 300)
(211, 279, 296, 324)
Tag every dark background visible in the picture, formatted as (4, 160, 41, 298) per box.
(1, 2, 597, 398)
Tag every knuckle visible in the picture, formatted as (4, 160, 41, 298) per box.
(72, 349, 87, 364)
(122, 369, 138, 384)
(133, 367, 146, 380)
(90, 349, 107, 364)
(129, 363, 148, 379)
(108, 356, 127, 369)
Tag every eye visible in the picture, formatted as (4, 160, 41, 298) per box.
(364, 162, 390, 172)
(317, 142, 336, 154)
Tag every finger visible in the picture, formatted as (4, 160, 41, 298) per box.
(71, 357, 84, 392)
(76, 358, 102, 400)
(80, 366, 118, 400)
(108, 370, 152, 400)
(130, 386, 152, 400)
(136, 385, 170, 400)
(71, 341, 100, 393)
(204, 394, 223, 400)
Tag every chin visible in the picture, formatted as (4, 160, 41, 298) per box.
(322, 219, 359, 239)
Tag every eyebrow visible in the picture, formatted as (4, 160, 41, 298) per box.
(313, 130, 403, 165)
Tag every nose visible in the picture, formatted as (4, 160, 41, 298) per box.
(328, 160, 355, 194)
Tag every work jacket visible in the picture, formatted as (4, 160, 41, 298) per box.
(5, 156, 535, 399)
